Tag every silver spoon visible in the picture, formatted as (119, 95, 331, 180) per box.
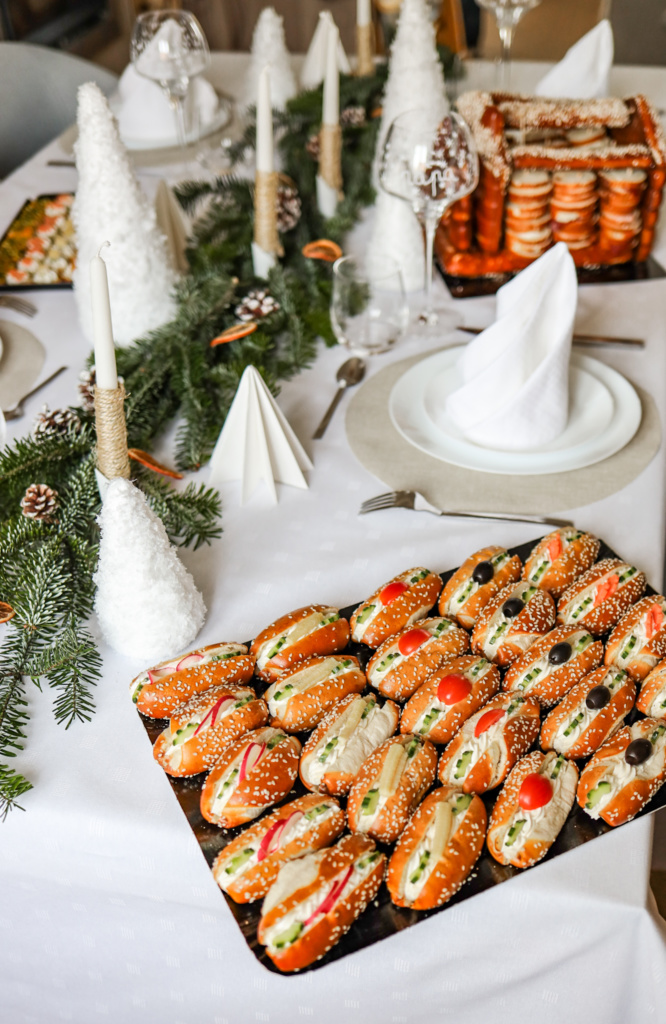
(2, 365, 68, 420)
(312, 357, 366, 439)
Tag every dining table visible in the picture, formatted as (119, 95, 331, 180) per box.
(2, 52, 666, 1024)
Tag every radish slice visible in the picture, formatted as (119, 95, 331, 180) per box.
(239, 742, 266, 782)
(176, 652, 204, 672)
(194, 696, 235, 735)
(257, 811, 303, 862)
(304, 864, 354, 926)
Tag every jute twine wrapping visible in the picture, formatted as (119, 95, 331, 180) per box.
(319, 124, 343, 193)
(94, 382, 131, 480)
(254, 169, 282, 256)
(356, 23, 374, 77)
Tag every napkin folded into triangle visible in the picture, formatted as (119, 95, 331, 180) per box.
(154, 180, 189, 274)
(208, 365, 312, 504)
(536, 19, 614, 100)
(301, 11, 350, 90)
(116, 64, 218, 144)
(444, 243, 577, 452)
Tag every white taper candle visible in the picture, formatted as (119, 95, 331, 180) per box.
(90, 243, 117, 391)
(357, 0, 371, 27)
(256, 65, 274, 174)
(323, 23, 340, 127)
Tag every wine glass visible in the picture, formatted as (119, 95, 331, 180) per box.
(476, 0, 543, 89)
(130, 10, 210, 153)
(379, 109, 479, 327)
(331, 256, 409, 357)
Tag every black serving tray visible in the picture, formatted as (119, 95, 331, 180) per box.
(438, 254, 666, 298)
(138, 535, 666, 974)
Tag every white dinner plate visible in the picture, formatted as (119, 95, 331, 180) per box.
(110, 95, 233, 152)
(389, 347, 642, 475)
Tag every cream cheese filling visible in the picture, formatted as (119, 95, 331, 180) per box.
(499, 755, 577, 856)
(585, 727, 666, 819)
(306, 702, 396, 787)
(255, 609, 338, 671)
(552, 669, 627, 753)
(266, 657, 352, 716)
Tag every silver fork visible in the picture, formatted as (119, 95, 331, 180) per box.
(0, 294, 37, 317)
(359, 490, 573, 528)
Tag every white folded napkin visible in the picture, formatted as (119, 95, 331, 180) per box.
(536, 20, 613, 100)
(301, 11, 350, 90)
(116, 64, 218, 144)
(443, 243, 577, 451)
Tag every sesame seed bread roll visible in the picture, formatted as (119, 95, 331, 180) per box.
(556, 558, 646, 636)
(604, 596, 666, 681)
(299, 693, 400, 795)
(438, 546, 522, 629)
(347, 734, 437, 843)
(366, 617, 469, 702)
(131, 643, 255, 718)
(471, 581, 556, 668)
(636, 660, 666, 719)
(251, 606, 351, 683)
(437, 693, 541, 794)
(387, 787, 487, 910)
(264, 655, 366, 733)
(200, 727, 301, 828)
(350, 568, 442, 648)
(487, 750, 578, 869)
(212, 794, 345, 903)
(258, 834, 385, 972)
(522, 528, 600, 599)
(152, 685, 268, 777)
(400, 655, 501, 744)
(577, 718, 666, 827)
(502, 625, 604, 708)
(540, 666, 636, 760)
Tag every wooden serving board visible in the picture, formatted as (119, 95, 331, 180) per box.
(137, 535, 666, 974)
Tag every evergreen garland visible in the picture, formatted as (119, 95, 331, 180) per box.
(0, 65, 390, 818)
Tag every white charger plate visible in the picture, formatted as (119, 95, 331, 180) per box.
(389, 347, 642, 475)
(110, 95, 233, 152)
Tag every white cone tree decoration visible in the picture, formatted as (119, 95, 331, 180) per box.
(301, 11, 350, 90)
(208, 366, 312, 504)
(241, 7, 296, 111)
(366, 191, 425, 292)
(72, 82, 177, 347)
(372, 0, 448, 185)
(94, 479, 206, 661)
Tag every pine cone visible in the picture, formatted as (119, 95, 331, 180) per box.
(21, 483, 58, 522)
(78, 368, 96, 411)
(33, 404, 81, 439)
(341, 105, 366, 128)
(234, 289, 281, 322)
(306, 132, 320, 161)
(276, 179, 301, 234)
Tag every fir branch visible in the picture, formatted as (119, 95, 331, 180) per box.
(140, 475, 222, 550)
(0, 765, 32, 821)
(27, 625, 101, 728)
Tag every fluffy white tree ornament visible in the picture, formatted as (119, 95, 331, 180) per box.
(72, 82, 177, 347)
(372, 0, 448, 185)
(241, 7, 296, 111)
(94, 478, 206, 661)
(365, 189, 425, 293)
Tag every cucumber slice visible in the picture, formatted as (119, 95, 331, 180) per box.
(377, 651, 400, 673)
(318, 737, 339, 764)
(273, 921, 304, 950)
(488, 621, 508, 646)
(331, 659, 353, 675)
(171, 722, 197, 747)
(563, 712, 584, 737)
(586, 780, 611, 809)
(405, 738, 420, 759)
(471, 659, 487, 677)
(267, 636, 288, 660)
(505, 819, 526, 847)
(620, 635, 637, 660)
(574, 634, 593, 654)
(529, 559, 550, 584)
(550, 755, 564, 779)
(618, 568, 637, 583)
(452, 794, 472, 814)
(304, 804, 330, 821)
(361, 789, 380, 816)
(266, 733, 286, 750)
(233, 696, 253, 710)
(273, 683, 294, 703)
(225, 847, 254, 875)
(219, 767, 239, 796)
(361, 700, 375, 720)
(356, 604, 376, 625)
(409, 570, 429, 583)
(419, 708, 441, 735)
(571, 596, 592, 620)
(520, 666, 542, 690)
(357, 852, 381, 870)
(409, 850, 430, 885)
(454, 750, 473, 780)
(456, 580, 475, 606)
(211, 651, 240, 661)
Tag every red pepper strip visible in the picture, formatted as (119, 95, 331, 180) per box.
(593, 574, 619, 607)
(304, 864, 354, 927)
(193, 696, 234, 736)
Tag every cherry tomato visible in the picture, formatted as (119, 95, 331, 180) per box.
(518, 772, 552, 811)
(474, 707, 505, 738)
(380, 581, 409, 606)
(398, 629, 430, 657)
(437, 674, 472, 706)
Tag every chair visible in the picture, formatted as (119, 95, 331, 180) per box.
(0, 42, 118, 179)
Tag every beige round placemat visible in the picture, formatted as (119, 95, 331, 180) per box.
(346, 350, 661, 514)
(0, 320, 46, 411)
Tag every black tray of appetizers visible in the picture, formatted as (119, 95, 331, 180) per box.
(137, 535, 666, 974)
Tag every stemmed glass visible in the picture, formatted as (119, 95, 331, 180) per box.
(130, 10, 210, 153)
(476, 0, 543, 88)
(379, 109, 479, 327)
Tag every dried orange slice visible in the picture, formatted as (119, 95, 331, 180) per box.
(0, 602, 15, 624)
(128, 449, 183, 480)
(370, 105, 383, 119)
(302, 239, 343, 263)
(210, 322, 258, 347)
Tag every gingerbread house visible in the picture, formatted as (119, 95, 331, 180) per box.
(435, 91, 666, 279)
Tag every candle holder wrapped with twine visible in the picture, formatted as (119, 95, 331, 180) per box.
(254, 170, 283, 257)
(356, 23, 374, 77)
(319, 124, 343, 196)
(94, 381, 130, 480)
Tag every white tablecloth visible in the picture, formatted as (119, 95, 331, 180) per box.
(2, 55, 666, 1024)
